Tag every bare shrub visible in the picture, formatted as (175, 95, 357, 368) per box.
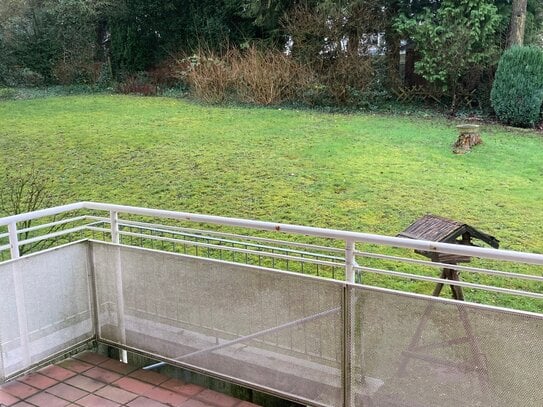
(116, 74, 157, 96)
(147, 65, 179, 89)
(178, 46, 313, 106)
(52, 58, 101, 85)
(318, 54, 378, 105)
(180, 52, 234, 104)
(283, 3, 387, 106)
(231, 46, 313, 105)
(0, 165, 64, 256)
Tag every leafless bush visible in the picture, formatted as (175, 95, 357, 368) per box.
(116, 74, 158, 96)
(180, 52, 234, 103)
(283, 3, 387, 106)
(177, 46, 313, 105)
(231, 46, 313, 105)
(0, 165, 63, 255)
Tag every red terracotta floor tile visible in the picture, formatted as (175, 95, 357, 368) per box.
(38, 365, 76, 381)
(72, 352, 109, 365)
(64, 375, 105, 393)
(99, 359, 138, 375)
(1, 381, 39, 399)
(0, 389, 20, 406)
(57, 359, 93, 374)
(17, 373, 57, 390)
(82, 366, 122, 384)
(128, 369, 169, 385)
(45, 383, 87, 402)
(95, 385, 138, 404)
(126, 396, 169, 407)
(2, 356, 251, 407)
(112, 377, 154, 395)
(179, 399, 213, 407)
(196, 389, 239, 407)
(25, 392, 70, 407)
(76, 394, 120, 407)
(144, 386, 189, 406)
(159, 378, 187, 393)
(167, 383, 205, 397)
(180, 384, 207, 397)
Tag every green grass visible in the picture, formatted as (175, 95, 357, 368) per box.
(1, 95, 542, 308)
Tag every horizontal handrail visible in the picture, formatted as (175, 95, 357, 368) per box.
(354, 265, 543, 300)
(116, 218, 347, 254)
(0, 202, 85, 226)
(1, 201, 543, 266)
(117, 230, 345, 268)
(356, 250, 543, 282)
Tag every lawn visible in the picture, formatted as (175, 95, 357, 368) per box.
(0, 95, 542, 308)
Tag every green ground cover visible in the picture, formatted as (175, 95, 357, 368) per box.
(0, 95, 542, 309)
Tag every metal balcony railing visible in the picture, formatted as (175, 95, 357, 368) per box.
(1, 203, 543, 406)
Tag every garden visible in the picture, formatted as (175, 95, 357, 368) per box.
(0, 0, 542, 310)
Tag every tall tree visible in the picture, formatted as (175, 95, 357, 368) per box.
(0, 0, 103, 84)
(395, 0, 501, 110)
(507, 0, 528, 47)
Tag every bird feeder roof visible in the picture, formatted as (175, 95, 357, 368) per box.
(397, 215, 499, 248)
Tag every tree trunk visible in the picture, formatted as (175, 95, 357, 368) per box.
(506, 0, 528, 48)
(384, 1, 401, 87)
(453, 125, 482, 154)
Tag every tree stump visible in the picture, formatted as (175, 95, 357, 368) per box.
(453, 124, 482, 154)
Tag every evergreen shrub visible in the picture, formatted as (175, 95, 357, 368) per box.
(491, 46, 543, 127)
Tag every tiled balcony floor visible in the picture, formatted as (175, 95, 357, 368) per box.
(0, 352, 259, 407)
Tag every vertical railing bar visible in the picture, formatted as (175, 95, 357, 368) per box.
(8, 222, 20, 260)
(9, 222, 31, 369)
(87, 243, 101, 342)
(110, 211, 128, 364)
(110, 211, 119, 244)
(345, 240, 355, 283)
(343, 284, 353, 407)
(302, 290, 308, 355)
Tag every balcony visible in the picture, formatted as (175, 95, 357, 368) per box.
(1, 202, 543, 406)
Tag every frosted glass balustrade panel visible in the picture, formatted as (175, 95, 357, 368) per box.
(92, 243, 344, 407)
(0, 243, 94, 379)
(350, 286, 543, 407)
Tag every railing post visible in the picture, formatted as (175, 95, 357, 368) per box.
(345, 240, 355, 283)
(110, 211, 128, 363)
(8, 222, 31, 368)
(343, 240, 355, 406)
(8, 222, 20, 259)
(110, 211, 119, 244)
(343, 285, 353, 407)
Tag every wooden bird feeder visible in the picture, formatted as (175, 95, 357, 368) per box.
(397, 215, 498, 389)
(398, 215, 499, 299)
